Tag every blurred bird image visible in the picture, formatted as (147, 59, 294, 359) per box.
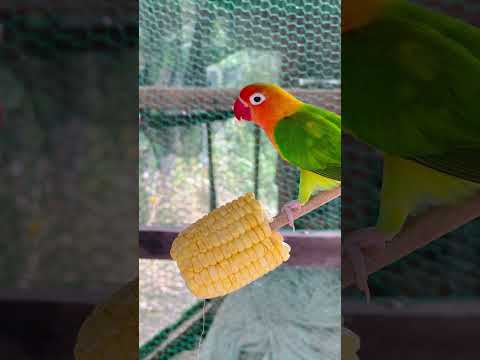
(342, 0, 480, 299)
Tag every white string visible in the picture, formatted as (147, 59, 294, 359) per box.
(196, 299, 207, 360)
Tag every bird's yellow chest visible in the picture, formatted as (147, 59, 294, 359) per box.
(384, 155, 480, 213)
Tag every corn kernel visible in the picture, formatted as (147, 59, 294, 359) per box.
(259, 257, 270, 271)
(261, 223, 272, 237)
(198, 253, 210, 268)
(240, 268, 251, 283)
(220, 244, 230, 258)
(237, 237, 247, 253)
(233, 272, 243, 285)
(265, 252, 277, 268)
(220, 258, 233, 274)
(253, 227, 264, 242)
(246, 263, 257, 278)
(205, 284, 215, 298)
(238, 234, 252, 250)
(207, 251, 217, 266)
(217, 266, 227, 280)
(262, 237, 274, 250)
(244, 214, 257, 227)
(271, 231, 283, 245)
(248, 250, 257, 264)
(213, 247, 224, 263)
(191, 257, 202, 273)
(208, 266, 219, 281)
(230, 253, 241, 272)
(254, 242, 265, 257)
(200, 268, 211, 284)
(213, 282, 224, 294)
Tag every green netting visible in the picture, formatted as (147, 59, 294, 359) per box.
(342, 0, 480, 299)
(140, 300, 219, 360)
(139, 0, 341, 358)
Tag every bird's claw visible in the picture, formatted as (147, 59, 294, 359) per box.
(281, 200, 302, 231)
(343, 227, 390, 302)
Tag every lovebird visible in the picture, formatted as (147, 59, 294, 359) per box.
(342, 0, 480, 299)
(233, 83, 341, 228)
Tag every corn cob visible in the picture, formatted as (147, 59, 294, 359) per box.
(342, 325, 360, 360)
(74, 279, 138, 360)
(171, 192, 290, 299)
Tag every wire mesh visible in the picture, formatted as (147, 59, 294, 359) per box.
(342, 0, 480, 298)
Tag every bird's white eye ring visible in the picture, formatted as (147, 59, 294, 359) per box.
(249, 93, 266, 106)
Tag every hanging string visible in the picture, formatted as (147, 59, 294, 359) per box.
(196, 299, 207, 360)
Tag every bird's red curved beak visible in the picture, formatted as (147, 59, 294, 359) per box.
(232, 97, 252, 121)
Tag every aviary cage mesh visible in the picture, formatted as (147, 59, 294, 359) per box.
(0, 4, 137, 292)
(139, 0, 341, 358)
(342, 0, 480, 298)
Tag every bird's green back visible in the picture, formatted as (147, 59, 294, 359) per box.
(274, 103, 341, 181)
(342, 1, 480, 183)
(395, 1, 480, 59)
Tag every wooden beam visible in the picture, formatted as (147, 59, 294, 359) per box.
(344, 300, 480, 360)
(343, 299, 480, 317)
(0, 285, 121, 304)
(342, 192, 480, 289)
(139, 87, 341, 113)
(0, 1, 136, 16)
(140, 226, 340, 267)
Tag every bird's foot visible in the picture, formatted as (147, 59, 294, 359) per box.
(343, 227, 392, 302)
(281, 200, 303, 230)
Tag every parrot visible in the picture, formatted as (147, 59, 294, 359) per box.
(342, 0, 480, 299)
(232, 83, 341, 229)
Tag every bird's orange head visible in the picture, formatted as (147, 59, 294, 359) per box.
(232, 83, 302, 137)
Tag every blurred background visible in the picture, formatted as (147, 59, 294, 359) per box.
(138, 0, 341, 358)
(342, 1, 480, 359)
(0, 2, 137, 358)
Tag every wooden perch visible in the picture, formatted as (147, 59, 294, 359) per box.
(342, 191, 480, 288)
(139, 86, 341, 113)
(270, 186, 341, 230)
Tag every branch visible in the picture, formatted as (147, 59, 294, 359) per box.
(270, 186, 341, 230)
(342, 191, 480, 288)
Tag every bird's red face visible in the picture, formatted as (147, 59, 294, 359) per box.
(232, 83, 302, 144)
(232, 83, 302, 138)
(232, 95, 252, 122)
(232, 84, 269, 123)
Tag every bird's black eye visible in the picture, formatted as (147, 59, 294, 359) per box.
(249, 92, 266, 105)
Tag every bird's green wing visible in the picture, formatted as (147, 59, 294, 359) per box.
(397, 1, 480, 60)
(342, 7, 480, 183)
(274, 104, 341, 181)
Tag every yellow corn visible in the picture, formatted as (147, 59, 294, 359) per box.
(171, 192, 290, 299)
